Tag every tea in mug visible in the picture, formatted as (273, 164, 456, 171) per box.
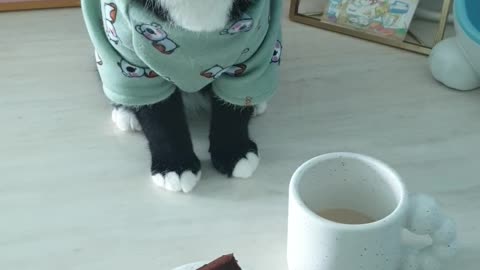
(316, 208, 375, 224)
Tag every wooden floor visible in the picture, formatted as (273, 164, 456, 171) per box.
(0, 3, 478, 270)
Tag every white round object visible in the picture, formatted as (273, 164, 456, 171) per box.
(430, 38, 480, 91)
(405, 194, 443, 235)
(429, 1, 480, 91)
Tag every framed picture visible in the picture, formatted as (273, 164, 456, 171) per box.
(0, 0, 80, 12)
(323, 0, 420, 41)
(290, 0, 453, 55)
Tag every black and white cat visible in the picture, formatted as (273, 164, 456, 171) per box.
(109, 0, 273, 193)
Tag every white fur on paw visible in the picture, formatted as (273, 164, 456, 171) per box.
(151, 171, 201, 193)
(253, 102, 268, 117)
(180, 171, 202, 193)
(112, 107, 142, 132)
(164, 172, 182, 192)
(232, 152, 260, 179)
(152, 173, 166, 188)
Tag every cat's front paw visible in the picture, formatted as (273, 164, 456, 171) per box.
(151, 155, 201, 193)
(253, 102, 268, 117)
(210, 140, 259, 178)
(112, 107, 142, 132)
(231, 152, 260, 178)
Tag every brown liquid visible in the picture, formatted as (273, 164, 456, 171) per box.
(317, 208, 375, 224)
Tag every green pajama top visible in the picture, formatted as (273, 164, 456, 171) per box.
(81, 0, 283, 106)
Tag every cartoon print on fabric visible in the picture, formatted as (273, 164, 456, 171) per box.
(118, 59, 159, 78)
(201, 64, 247, 79)
(144, 68, 159, 78)
(104, 3, 120, 44)
(271, 40, 282, 64)
(220, 13, 254, 35)
(224, 64, 247, 77)
(136, 23, 179, 55)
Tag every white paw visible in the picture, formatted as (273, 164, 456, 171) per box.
(232, 152, 260, 179)
(253, 102, 268, 117)
(152, 170, 201, 193)
(112, 107, 142, 132)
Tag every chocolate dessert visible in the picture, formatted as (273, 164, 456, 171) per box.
(197, 254, 242, 270)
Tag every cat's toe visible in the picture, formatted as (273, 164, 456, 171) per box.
(180, 171, 202, 193)
(164, 172, 182, 192)
(151, 170, 202, 193)
(232, 152, 260, 179)
(152, 173, 166, 188)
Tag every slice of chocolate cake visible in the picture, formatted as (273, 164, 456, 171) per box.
(197, 254, 242, 270)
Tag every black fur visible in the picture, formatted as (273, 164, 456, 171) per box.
(133, 90, 201, 177)
(135, 0, 252, 21)
(128, 86, 256, 178)
(230, 0, 253, 20)
(209, 94, 257, 177)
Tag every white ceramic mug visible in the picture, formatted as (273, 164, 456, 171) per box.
(287, 153, 457, 270)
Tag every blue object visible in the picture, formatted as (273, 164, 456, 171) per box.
(429, 0, 480, 91)
(456, 0, 480, 44)
(389, 1, 409, 15)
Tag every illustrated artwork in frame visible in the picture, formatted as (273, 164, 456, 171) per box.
(290, 0, 454, 55)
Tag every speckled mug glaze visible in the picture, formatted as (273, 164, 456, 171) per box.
(287, 153, 457, 270)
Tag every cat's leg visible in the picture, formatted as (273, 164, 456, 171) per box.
(134, 91, 201, 193)
(209, 95, 259, 179)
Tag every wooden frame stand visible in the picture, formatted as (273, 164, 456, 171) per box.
(289, 0, 453, 55)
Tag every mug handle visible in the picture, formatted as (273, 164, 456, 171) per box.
(400, 194, 457, 270)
